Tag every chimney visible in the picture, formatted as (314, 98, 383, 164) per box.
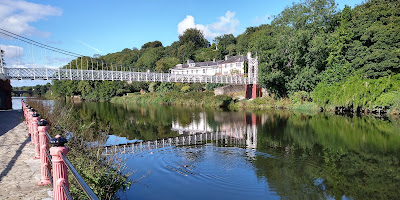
(213, 58, 216, 63)
(187, 60, 190, 65)
(225, 55, 229, 61)
(247, 52, 252, 60)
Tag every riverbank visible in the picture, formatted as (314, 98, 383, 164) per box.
(111, 91, 400, 117)
(111, 91, 324, 111)
(0, 110, 52, 200)
(111, 91, 233, 108)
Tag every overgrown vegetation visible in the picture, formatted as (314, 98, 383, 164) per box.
(26, 99, 132, 199)
(112, 91, 233, 108)
(313, 73, 400, 110)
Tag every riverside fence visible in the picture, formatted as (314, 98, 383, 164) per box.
(22, 100, 99, 200)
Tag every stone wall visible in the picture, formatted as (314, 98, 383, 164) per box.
(0, 79, 12, 110)
(214, 85, 245, 96)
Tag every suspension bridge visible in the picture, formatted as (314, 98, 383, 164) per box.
(0, 29, 262, 110)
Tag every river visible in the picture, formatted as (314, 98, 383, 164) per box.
(13, 98, 400, 199)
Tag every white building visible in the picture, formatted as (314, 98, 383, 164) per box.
(170, 55, 247, 76)
(170, 59, 221, 75)
(218, 55, 246, 75)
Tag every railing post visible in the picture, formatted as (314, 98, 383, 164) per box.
(28, 108, 35, 138)
(22, 102, 27, 120)
(38, 120, 51, 186)
(50, 135, 69, 200)
(31, 112, 41, 159)
(25, 106, 30, 126)
(24, 105, 30, 126)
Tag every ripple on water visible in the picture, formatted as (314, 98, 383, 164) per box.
(125, 144, 279, 199)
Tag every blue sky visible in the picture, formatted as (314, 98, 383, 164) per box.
(1, 0, 364, 86)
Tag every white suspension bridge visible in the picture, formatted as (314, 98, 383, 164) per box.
(0, 29, 259, 85)
(0, 28, 262, 109)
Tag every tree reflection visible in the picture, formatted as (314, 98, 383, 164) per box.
(254, 111, 400, 199)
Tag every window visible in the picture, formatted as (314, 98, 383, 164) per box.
(203, 69, 206, 73)
(236, 62, 241, 67)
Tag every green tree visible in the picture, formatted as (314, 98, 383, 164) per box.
(141, 41, 163, 49)
(177, 41, 196, 62)
(214, 34, 236, 59)
(136, 47, 164, 71)
(346, 0, 400, 78)
(156, 82, 176, 93)
(78, 81, 93, 97)
(155, 57, 180, 72)
(194, 48, 218, 62)
(179, 28, 209, 49)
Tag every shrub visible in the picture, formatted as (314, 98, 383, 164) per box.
(26, 99, 132, 199)
(289, 91, 311, 105)
(313, 73, 400, 109)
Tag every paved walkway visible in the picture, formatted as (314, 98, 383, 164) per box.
(0, 110, 52, 200)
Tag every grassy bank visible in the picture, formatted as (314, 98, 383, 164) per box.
(230, 95, 320, 111)
(111, 91, 233, 108)
(111, 90, 400, 117)
(111, 91, 323, 112)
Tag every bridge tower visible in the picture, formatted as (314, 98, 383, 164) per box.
(245, 52, 262, 99)
(0, 50, 12, 110)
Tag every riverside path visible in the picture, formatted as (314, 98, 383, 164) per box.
(0, 110, 52, 200)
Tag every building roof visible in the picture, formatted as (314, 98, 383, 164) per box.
(171, 55, 247, 71)
(221, 55, 246, 64)
(172, 59, 223, 70)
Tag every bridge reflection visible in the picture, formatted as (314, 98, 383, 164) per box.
(105, 113, 262, 155)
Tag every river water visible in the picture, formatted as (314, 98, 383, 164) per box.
(14, 98, 400, 199)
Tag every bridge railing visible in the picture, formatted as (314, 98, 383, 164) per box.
(22, 100, 99, 200)
(4, 67, 257, 84)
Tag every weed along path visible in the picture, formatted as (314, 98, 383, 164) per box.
(0, 110, 52, 200)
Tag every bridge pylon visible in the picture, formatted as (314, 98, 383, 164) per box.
(0, 79, 12, 110)
(245, 52, 262, 99)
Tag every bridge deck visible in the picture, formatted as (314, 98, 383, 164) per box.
(2, 67, 257, 84)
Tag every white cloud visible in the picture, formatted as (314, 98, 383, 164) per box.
(0, 0, 62, 37)
(209, 11, 240, 34)
(177, 11, 240, 40)
(0, 45, 24, 58)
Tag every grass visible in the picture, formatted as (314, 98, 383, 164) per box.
(111, 91, 234, 108)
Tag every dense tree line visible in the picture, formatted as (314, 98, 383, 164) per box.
(50, 0, 399, 110)
(12, 83, 51, 97)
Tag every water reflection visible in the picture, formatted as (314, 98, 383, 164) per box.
(65, 101, 400, 199)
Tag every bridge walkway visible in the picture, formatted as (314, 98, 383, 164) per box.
(0, 110, 52, 200)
